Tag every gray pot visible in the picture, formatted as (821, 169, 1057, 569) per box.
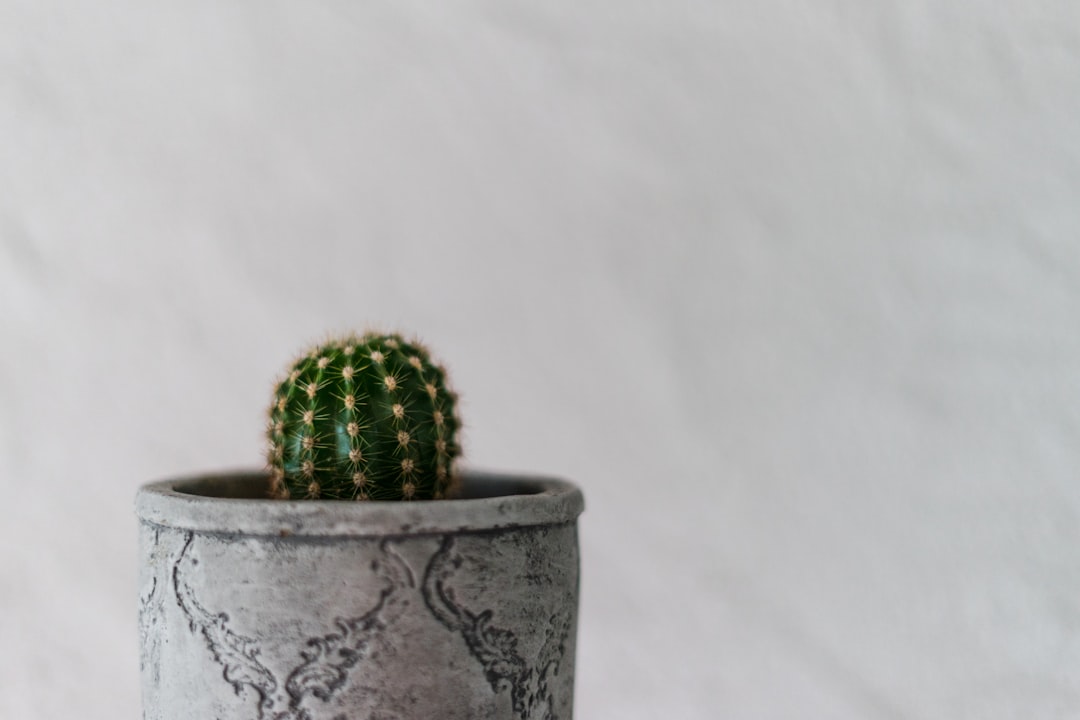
(136, 470, 584, 720)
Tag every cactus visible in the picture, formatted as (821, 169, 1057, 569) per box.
(266, 332, 461, 501)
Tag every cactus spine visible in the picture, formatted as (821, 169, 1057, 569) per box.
(266, 332, 461, 501)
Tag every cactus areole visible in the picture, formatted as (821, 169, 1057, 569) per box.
(267, 333, 461, 501)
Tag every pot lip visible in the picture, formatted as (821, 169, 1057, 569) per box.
(136, 467, 584, 538)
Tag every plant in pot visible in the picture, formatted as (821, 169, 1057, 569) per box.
(136, 332, 584, 720)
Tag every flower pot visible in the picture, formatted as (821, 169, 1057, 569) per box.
(136, 470, 584, 720)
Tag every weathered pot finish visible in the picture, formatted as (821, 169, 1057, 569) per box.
(136, 470, 583, 720)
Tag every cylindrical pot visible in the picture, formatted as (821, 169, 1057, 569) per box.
(136, 470, 584, 720)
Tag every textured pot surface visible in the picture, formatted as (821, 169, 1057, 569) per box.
(136, 470, 584, 720)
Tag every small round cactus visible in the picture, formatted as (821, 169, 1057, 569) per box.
(266, 332, 461, 501)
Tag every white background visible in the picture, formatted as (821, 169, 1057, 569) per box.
(2, 2, 1080, 718)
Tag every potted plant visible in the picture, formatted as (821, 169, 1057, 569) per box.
(136, 332, 584, 720)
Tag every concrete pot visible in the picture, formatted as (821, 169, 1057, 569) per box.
(136, 470, 584, 720)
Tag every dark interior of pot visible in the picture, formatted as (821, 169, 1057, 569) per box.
(173, 472, 547, 500)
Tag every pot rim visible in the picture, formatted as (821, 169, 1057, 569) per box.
(136, 468, 584, 537)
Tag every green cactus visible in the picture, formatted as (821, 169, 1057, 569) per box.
(266, 332, 461, 501)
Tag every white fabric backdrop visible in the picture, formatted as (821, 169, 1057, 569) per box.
(2, 2, 1079, 718)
